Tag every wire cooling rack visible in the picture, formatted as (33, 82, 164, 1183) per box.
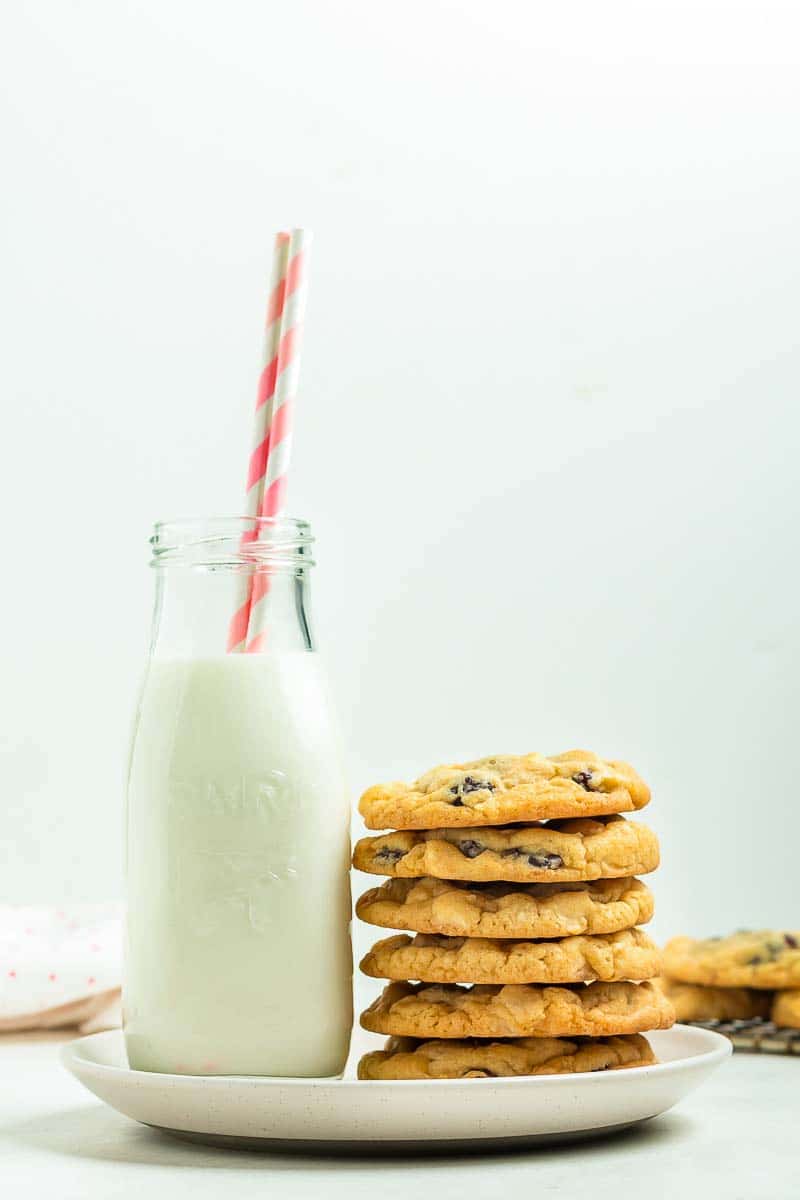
(688, 1018, 800, 1054)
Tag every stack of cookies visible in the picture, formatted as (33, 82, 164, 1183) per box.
(352, 751, 675, 1079)
(661, 931, 800, 1031)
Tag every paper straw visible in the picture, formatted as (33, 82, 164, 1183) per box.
(226, 231, 291, 652)
(245, 228, 312, 652)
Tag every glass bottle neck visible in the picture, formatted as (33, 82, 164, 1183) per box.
(150, 568, 315, 658)
(147, 517, 316, 658)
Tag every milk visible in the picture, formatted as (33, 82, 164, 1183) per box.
(124, 652, 353, 1076)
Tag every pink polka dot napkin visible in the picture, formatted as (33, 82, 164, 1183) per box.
(0, 904, 122, 1033)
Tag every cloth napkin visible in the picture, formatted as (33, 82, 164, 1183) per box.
(0, 904, 122, 1033)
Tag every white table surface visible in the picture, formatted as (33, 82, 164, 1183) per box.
(0, 1031, 793, 1200)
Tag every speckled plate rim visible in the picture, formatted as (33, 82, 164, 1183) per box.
(62, 1025, 731, 1149)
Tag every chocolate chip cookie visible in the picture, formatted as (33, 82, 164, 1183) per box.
(352, 816, 659, 884)
(359, 751, 650, 831)
(360, 979, 675, 1039)
(663, 931, 800, 989)
(360, 927, 662, 985)
(357, 1033, 656, 1079)
(356, 876, 654, 940)
(772, 989, 800, 1029)
(656, 977, 772, 1022)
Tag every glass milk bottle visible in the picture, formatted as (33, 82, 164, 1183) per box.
(124, 518, 352, 1076)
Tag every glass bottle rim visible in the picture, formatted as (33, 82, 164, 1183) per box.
(149, 516, 315, 569)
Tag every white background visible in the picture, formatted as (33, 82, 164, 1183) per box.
(1, 0, 799, 951)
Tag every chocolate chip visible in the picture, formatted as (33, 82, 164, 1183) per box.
(785, 934, 798, 949)
(500, 848, 563, 869)
(527, 852, 563, 870)
(450, 798, 465, 807)
(375, 847, 405, 865)
(457, 839, 485, 859)
(747, 955, 763, 966)
(572, 771, 599, 791)
(450, 776, 496, 800)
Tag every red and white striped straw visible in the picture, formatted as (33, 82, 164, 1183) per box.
(245, 227, 312, 652)
(227, 231, 292, 652)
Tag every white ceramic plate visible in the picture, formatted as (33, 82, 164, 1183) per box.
(62, 1026, 730, 1151)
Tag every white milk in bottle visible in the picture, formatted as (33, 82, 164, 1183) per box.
(124, 519, 352, 1076)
